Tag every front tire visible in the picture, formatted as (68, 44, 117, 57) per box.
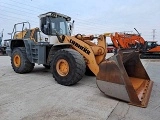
(51, 48, 86, 86)
(85, 66, 95, 76)
(11, 47, 34, 73)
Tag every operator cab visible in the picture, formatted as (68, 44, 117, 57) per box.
(38, 12, 72, 44)
(146, 41, 157, 49)
(39, 12, 71, 36)
(143, 41, 158, 51)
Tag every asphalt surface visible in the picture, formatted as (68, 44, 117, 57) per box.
(0, 55, 160, 120)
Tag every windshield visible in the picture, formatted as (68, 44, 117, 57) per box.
(41, 17, 70, 36)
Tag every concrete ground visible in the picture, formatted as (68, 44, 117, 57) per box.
(0, 55, 160, 120)
(107, 59, 160, 120)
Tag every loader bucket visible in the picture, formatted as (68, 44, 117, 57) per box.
(96, 50, 153, 107)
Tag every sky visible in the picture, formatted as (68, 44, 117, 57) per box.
(0, 0, 160, 43)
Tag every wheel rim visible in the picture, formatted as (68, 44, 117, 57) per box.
(56, 59, 69, 76)
(14, 55, 21, 67)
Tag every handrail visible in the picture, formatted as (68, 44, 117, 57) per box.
(11, 22, 31, 39)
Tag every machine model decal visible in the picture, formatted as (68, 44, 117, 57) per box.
(69, 39, 91, 55)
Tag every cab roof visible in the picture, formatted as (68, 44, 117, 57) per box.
(38, 12, 71, 21)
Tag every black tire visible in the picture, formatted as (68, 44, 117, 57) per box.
(85, 66, 95, 76)
(0, 47, 5, 55)
(51, 48, 86, 86)
(0, 48, 3, 55)
(11, 47, 34, 73)
(43, 64, 50, 69)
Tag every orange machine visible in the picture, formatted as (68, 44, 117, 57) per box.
(105, 31, 160, 59)
(104, 32, 145, 49)
(140, 41, 160, 59)
(6, 12, 153, 107)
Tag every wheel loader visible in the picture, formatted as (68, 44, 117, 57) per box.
(6, 12, 153, 107)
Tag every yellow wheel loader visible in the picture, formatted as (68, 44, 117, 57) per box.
(6, 12, 153, 107)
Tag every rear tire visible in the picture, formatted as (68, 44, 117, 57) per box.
(0, 48, 3, 55)
(11, 47, 34, 73)
(0, 47, 4, 55)
(51, 48, 86, 86)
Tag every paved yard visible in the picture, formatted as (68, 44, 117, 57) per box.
(0, 56, 118, 120)
(0, 56, 160, 120)
(107, 59, 160, 120)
